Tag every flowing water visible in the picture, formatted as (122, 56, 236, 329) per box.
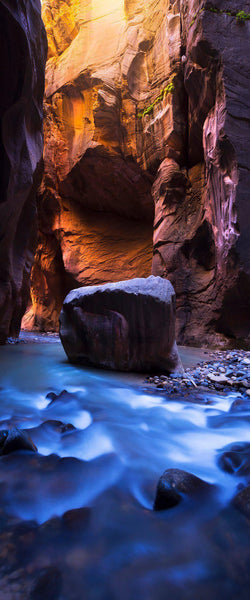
(0, 336, 249, 599)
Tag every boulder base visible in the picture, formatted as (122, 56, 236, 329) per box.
(59, 276, 181, 373)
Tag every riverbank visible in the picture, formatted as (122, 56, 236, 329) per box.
(12, 333, 250, 400)
(145, 349, 250, 401)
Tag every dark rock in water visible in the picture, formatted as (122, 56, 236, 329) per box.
(29, 566, 62, 600)
(62, 507, 91, 532)
(230, 397, 250, 412)
(0, 452, 122, 523)
(217, 442, 250, 477)
(154, 468, 212, 511)
(43, 420, 75, 434)
(25, 420, 76, 440)
(232, 485, 250, 519)
(46, 390, 73, 406)
(0, 428, 37, 455)
(46, 391, 58, 402)
(59, 276, 182, 373)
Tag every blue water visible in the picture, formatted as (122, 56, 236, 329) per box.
(0, 338, 249, 599)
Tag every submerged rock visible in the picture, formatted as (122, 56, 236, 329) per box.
(232, 485, 250, 519)
(59, 276, 182, 373)
(0, 429, 37, 455)
(29, 566, 62, 600)
(154, 468, 213, 511)
(217, 442, 250, 477)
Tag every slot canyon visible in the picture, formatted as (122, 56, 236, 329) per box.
(1, 0, 249, 347)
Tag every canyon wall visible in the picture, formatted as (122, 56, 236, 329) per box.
(0, 0, 47, 342)
(25, 0, 250, 346)
(24, 0, 184, 331)
(153, 0, 250, 346)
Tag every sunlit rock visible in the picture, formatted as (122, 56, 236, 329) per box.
(23, 0, 250, 348)
(59, 275, 182, 373)
(26, 0, 185, 332)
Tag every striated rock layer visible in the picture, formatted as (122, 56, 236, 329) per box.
(59, 276, 182, 372)
(25, 0, 249, 347)
(0, 0, 47, 342)
(25, 0, 183, 332)
(152, 0, 250, 347)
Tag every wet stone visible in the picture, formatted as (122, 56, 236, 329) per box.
(31, 420, 76, 435)
(46, 390, 72, 405)
(232, 485, 250, 519)
(0, 429, 37, 456)
(230, 397, 250, 412)
(63, 507, 91, 532)
(154, 468, 213, 511)
(29, 566, 62, 600)
(144, 349, 250, 401)
(217, 442, 250, 477)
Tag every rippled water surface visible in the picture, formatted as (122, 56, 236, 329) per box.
(0, 337, 249, 599)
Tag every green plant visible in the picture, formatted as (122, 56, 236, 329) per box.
(236, 10, 250, 22)
(138, 82, 174, 119)
(189, 5, 250, 30)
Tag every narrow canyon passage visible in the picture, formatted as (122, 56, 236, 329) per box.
(0, 1, 249, 599)
(22, 0, 250, 348)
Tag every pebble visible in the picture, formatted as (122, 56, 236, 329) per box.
(207, 373, 229, 384)
(242, 358, 250, 365)
(144, 349, 250, 399)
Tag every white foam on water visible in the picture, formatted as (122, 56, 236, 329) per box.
(140, 423, 149, 431)
(162, 402, 184, 413)
(113, 389, 162, 410)
(35, 395, 50, 410)
(71, 410, 92, 429)
(59, 423, 114, 461)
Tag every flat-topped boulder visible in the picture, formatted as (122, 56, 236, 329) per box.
(59, 276, 182, 373)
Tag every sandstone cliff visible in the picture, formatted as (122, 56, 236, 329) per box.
(25, 0, 250, 347)
(0, 0, 47, 342)
(153, 0, 250, 346)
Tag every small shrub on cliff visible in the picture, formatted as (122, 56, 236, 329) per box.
(138, 82, 174, 119)
(236, 10, 250, 23)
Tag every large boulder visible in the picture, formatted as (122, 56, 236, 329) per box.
(59, 275, 182, 373)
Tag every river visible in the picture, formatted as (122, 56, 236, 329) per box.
(0, 335, 249, 599)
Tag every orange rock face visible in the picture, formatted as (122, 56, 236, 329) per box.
(24, 0, 250, 347)
(25, 0, 184, 332)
